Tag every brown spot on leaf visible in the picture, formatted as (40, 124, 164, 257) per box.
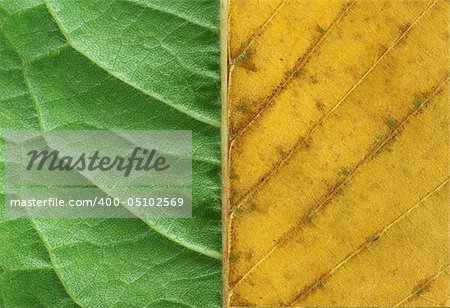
(315, 100, 325, 111)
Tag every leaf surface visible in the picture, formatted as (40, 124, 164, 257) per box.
(0, 0, 222, 307)
(226, 0, 449, 306)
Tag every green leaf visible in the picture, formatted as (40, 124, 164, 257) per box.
(0, 0, 221, 307)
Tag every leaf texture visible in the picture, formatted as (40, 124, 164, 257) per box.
(225, 0, 450, 306)
(0, 0, 222, 307)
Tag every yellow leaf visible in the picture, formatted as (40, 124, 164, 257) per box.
(224, 0, 450, 306)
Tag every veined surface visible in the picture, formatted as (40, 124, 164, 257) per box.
(0, 0, 222, 307)
(225, 0, 450, 306)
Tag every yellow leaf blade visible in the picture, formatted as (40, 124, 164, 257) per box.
(225, 0, 450, 306)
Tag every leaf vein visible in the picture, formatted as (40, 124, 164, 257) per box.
(287, 178, 449, 305)
(231, 0, 438, 211)
(394, 264, 450, 307)
(123, 0, 219, 32)
(232, 0, 356, 137)
(6, 27, 222, 260)
(230, 74, 448, 290)
(230, 0, 288, 62)
(43, 0, 220, 128)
